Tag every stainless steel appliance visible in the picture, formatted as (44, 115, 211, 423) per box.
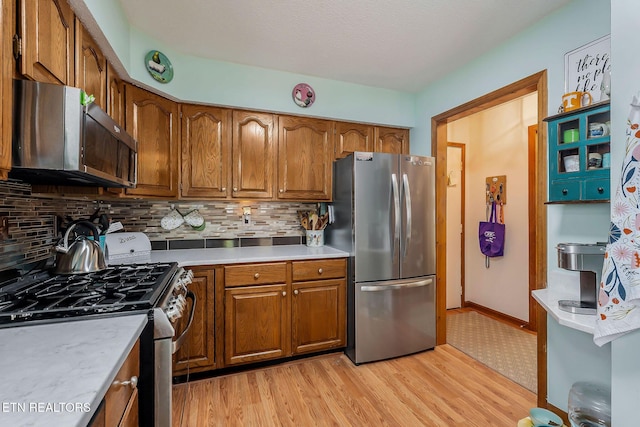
(0, 262, 194, 427)
(11, 79, 137, 188)
(557, 242, 606, 315)
(54, 221, 107, 274)
(327, 152, 436, 364)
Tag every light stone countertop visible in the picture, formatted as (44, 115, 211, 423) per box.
(0, 314, 147, 427)
(532, 288, 597, 334)
(0, 245, 347, 427)
(108, 244, 349, 267)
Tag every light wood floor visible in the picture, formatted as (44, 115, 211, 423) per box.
(172, 344, 535, 426)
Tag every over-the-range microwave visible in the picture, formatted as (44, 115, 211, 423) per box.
(10, 79, 137, 188)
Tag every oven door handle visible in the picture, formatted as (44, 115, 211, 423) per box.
(171, 290, 196, 355)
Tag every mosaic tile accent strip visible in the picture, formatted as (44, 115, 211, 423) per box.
(0, 180, 316, 271)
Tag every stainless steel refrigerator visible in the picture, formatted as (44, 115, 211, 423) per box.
(327, 152, 436, 364)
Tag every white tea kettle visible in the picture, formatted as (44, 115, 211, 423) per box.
(55, 221, 107, 274)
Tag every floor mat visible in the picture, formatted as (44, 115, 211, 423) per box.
(447, 310, 537, 393)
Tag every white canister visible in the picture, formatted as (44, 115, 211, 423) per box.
(306, 230, 324, 247)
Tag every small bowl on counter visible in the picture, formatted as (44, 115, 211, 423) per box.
(529, 407, 563, 427)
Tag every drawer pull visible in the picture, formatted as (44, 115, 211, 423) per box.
(254, 273, 260, 279)
(233, 187, 238, 192)
(562, 189, 568, 195)
(221, 187, 226, 191)
(597, 187, 604, 193)
(294, 289, 299, 295)
(318, 268, 323, 274)
(113, 375, 138, 390)
(282, 291, 287, 297)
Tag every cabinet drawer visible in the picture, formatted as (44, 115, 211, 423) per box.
(292, 259, 346, 282)
(550, 180, 581, 202)
(225, 262, 287, 287)
(105, 340, 140, 427)
(583, 179, 610, 200)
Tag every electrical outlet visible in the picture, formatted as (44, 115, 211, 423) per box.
(0, 217, 9, 240)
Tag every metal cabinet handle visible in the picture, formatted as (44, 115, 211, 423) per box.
(254, 273, 260, 279)
(318, 268, 323, 274)
(282, 291, 287, 297)
(113, 375, 138, 389)
(597, 187, 604, 193)
(562, 189, 568, 195)
(294, 289, 299, 295)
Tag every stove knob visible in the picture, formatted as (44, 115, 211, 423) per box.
(175, 294, 187, 311)
(165, 305, 181, 322)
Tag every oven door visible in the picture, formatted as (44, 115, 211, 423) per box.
(154, 290, 196, 427)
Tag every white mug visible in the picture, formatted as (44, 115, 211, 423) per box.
(589, 122, 609, 138)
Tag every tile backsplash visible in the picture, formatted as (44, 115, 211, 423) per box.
(0, 180, 315, 272)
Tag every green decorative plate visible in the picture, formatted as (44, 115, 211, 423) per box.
(145, 50, 174, 83)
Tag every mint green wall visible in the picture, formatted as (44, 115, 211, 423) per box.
(413, 0, 612, 280)
(81, 0, 415, 127)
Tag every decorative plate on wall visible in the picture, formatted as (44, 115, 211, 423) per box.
(292, 83, 315, 108)
(145, 50, 174, 83)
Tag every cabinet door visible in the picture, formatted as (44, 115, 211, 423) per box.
(125, 84, 179, 198)
(75, 20, 106, 108)
(224, 284, 289, 366)
(292, 279, 346, 355)
(173, 268, 216, 375)
(232, 110, 276, 199)
(0, 0, 13, 180)
(374, 126, 409, 154)
(106, 62, 125, 126)
(335, 122, 374, 159)
(181, 104, 231, 198)
(277, 116, 333, 200)
(19, 0, 74, 85)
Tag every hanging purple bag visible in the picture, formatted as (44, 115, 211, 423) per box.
(478, 202, 505, 257)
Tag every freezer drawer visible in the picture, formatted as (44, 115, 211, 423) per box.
(349, 276, 435, 364)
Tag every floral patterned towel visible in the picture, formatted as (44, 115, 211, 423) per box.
(595, 96, 640, 346)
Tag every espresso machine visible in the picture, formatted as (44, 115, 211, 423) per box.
(556, 243, 606, 314)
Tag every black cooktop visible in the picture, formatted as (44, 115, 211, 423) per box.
(0, 262, 178, 324)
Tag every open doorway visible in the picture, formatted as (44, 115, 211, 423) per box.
(432, 70, 548, 406)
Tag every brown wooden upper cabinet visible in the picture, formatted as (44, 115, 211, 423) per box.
(106, 62, 125, 126)
(334, 122, 374, 159)
(277, 116, 333, 201)
(18, 0, 75, 86)
(232, 111, 276, 199)
(181, 104, 231, 199)
(374, 126, 410, 154)
(0, 0, 13, 180)
(75, 19, 106, 108)
(125, 84, 179, 198)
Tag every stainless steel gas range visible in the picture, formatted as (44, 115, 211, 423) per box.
(0, 262, 194, 427)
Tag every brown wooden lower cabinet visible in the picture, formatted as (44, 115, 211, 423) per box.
(172, 268, 216, 376)
(221, 258, 346, 368)
(292, 278, 346, 355)
(224, 283, 290, 366)
(89, 340, 139, 427)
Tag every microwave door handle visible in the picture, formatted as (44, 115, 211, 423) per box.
(171, 290, 196, 354)
(391, 173, 401, 258)
(402, 173, 411, 259)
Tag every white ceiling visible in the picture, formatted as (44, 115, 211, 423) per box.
(118, 0, 571, 93)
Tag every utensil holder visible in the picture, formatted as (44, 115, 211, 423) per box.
(306, 230, 324, 247)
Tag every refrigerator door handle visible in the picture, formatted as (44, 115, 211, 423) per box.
(361, 278, 433, 292)
(402, 173, 412, 259)
(391, 173, 401, 258)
